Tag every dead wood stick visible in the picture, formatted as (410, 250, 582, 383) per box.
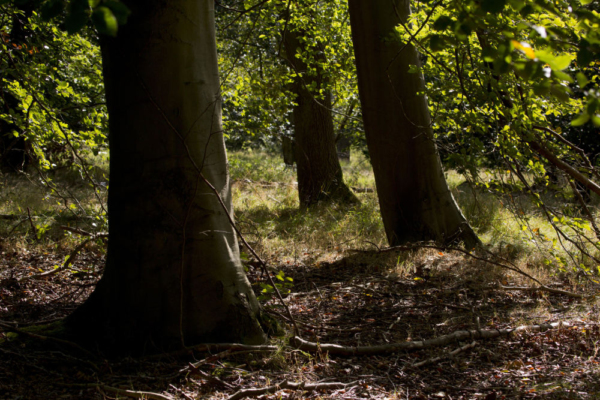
(185, 343, 277, 370)
(497, 283, 585, 298)
(412, 340, 478, 368)
(290, 322, 563, 356)
(527, 139, 600, 198)
(227, 380, 358, 400)
(532, 125, 600, 183)
(26, 207, 38, 240)
(60, 226, 98, 236)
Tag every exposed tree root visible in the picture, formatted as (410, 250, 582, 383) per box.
(227, 380, 358, 400)
(290, 322, 564, 356)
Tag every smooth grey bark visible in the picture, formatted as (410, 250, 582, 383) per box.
(66, 0, 266, 353)
(283, 29, 358, 207)
(347, 0, 479, 247)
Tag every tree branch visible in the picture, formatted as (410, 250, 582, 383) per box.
(290, 322, 564, 356)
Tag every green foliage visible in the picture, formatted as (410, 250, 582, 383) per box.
(0, 4, 107, 233)
(390, 0, 600, 271)
(257, 270, 293, 301)
(216, 0, 363, 150)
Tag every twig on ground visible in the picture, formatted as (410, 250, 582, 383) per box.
(169, 384, 194, 400)
(186, 365, 235, 389)
(497, 283, 586, 298)
(184, 343, 278, 371)
(412, 340, 478, 368)
(227, 380, 358, 400)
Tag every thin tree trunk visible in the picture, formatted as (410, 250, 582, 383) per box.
(66, 0, 266, 353)
(283, 28, 358, 207)
(347, 0, 479, 247)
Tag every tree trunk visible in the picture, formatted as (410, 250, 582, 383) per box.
(66, 0, 266, 353)
(347, 0, 479, 247)
(283, 29, 358, 207)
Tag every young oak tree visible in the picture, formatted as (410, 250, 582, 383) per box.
(348, 0, 479, 247)
(65, 0, 267, 352)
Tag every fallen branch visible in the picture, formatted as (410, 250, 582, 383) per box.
(412, 340, 478, 368)
(352, 187, 374, 193)
(290, 322, 563, 356)
(186, 348, 274, 371)
(497, 283, 585, 298)
(227, 380, 358, 400)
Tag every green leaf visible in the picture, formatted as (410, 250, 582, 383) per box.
(507, 0, 525, 11)
(92, 6, 118, 36)
(571, 113, 590, 126)
(551, 69, 573, 83)
(576, 72, 589, 88)
(536, 49, 573, 71)
(104, 0, 130, 25)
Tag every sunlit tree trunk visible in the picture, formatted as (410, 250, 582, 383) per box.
(284, 28, 358, 207)
(66, 0, 266, 353)
(348, 0, 479, 247)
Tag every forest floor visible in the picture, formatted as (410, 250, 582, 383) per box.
(0, 241, 599, 399)
(1, 151, 600, 399)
